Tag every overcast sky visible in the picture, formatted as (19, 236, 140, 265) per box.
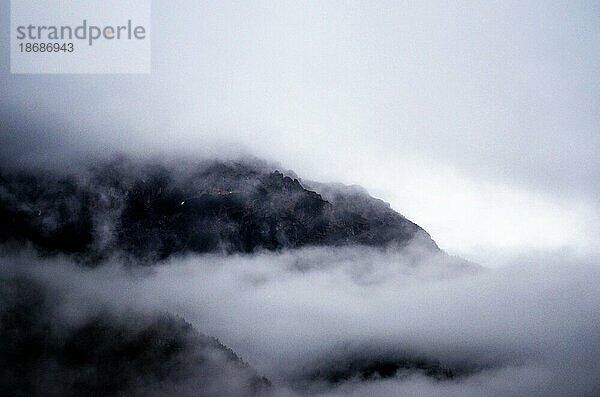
(1, 0, 599, 264)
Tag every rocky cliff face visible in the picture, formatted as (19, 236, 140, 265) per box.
(0, 157, 438, 262)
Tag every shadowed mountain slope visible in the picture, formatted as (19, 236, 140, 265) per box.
(0, 272, 271, 397)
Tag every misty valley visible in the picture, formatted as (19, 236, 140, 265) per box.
(0, 157, 598, 396)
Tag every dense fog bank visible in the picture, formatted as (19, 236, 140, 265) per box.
(1, 247, 598, 396)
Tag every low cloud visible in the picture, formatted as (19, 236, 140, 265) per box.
(2, 245, 598, 395)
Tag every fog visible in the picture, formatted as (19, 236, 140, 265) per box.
(3, 245, 598, 396)
(2, 1, 599, 259)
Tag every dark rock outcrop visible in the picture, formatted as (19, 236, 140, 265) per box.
(292, 346, 483, 391)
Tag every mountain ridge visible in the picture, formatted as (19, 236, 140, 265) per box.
(0, 156, 440, 263)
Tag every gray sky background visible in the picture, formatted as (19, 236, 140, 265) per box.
(1, 0, 599, 264)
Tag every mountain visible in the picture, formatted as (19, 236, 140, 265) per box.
(0, 156, 474, 396)
(0, 157, 439, 262)
(0, 273, 271, 397)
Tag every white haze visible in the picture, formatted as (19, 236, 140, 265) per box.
(5, 245, 599, 396)
(1, 1, 599, 261)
